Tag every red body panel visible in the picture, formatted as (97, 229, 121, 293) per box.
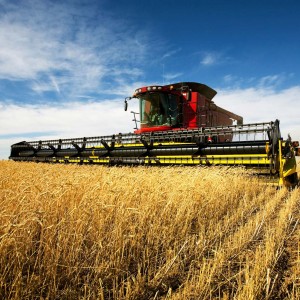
(182, 92, 198, 128)
(134, 125, 172, 134)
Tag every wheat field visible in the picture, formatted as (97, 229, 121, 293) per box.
(0, 160, 300, 299)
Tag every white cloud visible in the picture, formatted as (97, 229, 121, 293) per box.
(163, 72, 183, 83)
(201, 54, 215, 65)
(215, 85, 300, 140)
(223, 74, 236, 83)
(201, 52, 221, 66)
(222, 73, 293, 89)
(161, 48, 181, 60)
(0, 0, 148, 98)
(258, 75, 283, 88)
(200, 51, 234, 67)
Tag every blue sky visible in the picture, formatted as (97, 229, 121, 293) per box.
(0, 0, 300, 158)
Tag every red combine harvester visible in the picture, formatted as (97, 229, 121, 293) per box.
(9, 82, 298, 187)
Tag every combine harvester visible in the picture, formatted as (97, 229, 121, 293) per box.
(9, 82, 298, 188)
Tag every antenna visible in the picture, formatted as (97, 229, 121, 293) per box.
(162, 63, 165, 85)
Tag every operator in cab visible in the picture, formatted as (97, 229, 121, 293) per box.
(143, 102, 166, 126)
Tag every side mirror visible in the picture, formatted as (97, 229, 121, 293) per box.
(124, 97, 132, 111)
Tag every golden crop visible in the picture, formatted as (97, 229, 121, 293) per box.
(0, 161, 300, 299)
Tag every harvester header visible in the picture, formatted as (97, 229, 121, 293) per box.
(9, 82, 298, 188)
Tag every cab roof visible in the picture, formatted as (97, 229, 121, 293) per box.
(165, 82, 217, 100)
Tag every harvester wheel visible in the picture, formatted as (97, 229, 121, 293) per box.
(285, 173, 299, 189)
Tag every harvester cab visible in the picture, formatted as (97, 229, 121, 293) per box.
(9, 82, 298, 188)
(125, 82, 243, 135)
